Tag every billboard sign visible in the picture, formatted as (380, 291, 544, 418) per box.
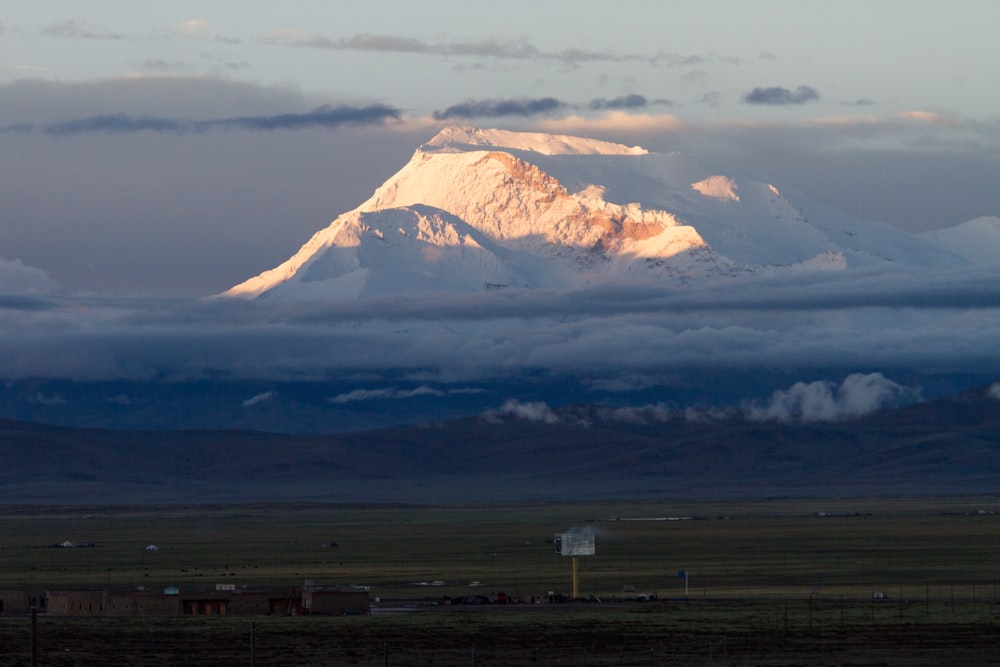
(555, 528, 595, 556)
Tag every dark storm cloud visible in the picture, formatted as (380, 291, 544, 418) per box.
(743, 85, 820, 105)
(43, 104, 402, 135)
(587, 94, 648, 111)
(432, 97, 565, 120)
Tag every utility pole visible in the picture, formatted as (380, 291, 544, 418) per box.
(490, 552, 497, 598)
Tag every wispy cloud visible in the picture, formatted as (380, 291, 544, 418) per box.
(175, 19, 209, 36)
(432, 97, 565, 120)
(40, 18, 124, 41)
(41, 104, 402, 135)
(743, 85, 820, 106)
(242, 391, 275, 407)
(895, 110, 956, 126)
(328, 385, 446, 403)
(31, 392, 67, 406)
(271, 31, 731, 68)
(587, 94, 648, 111)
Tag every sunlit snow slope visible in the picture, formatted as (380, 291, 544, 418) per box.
(224, 127, 971, 300)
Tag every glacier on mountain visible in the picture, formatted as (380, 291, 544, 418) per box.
(223, 126, 975, 301)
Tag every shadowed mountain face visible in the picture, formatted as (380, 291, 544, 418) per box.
(3, 385, 997, 505)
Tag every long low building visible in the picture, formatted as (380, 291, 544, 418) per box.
(39, 585, 370, 617)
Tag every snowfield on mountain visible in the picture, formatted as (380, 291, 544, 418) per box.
(224, 127, 997, 301)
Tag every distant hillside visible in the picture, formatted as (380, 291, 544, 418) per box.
(2, 385, 997, 505)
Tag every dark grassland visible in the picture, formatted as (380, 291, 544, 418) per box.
(2, 498, 1000, 665)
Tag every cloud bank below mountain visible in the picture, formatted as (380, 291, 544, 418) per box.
(0, 267, 996, 392)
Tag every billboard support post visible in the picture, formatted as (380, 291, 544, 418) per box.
(556, 528, 595, 600)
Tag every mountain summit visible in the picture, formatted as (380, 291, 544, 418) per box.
(223, 127, 982, 300)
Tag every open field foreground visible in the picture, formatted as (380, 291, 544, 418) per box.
(2, 498, 1000, 665)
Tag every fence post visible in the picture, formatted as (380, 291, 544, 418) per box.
(31, 604, 37, 667)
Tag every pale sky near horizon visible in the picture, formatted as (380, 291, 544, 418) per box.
(1, 1, 999, 296)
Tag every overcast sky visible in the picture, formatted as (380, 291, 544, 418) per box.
(1, 1, 998, 297)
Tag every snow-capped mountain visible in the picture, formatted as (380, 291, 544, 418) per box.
(223, 127, 978, 300)
(919, 216, 1000, 266)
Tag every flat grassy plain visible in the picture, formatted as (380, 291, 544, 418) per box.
(2, 497, 1000, 665)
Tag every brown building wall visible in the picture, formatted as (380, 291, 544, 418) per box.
(47, 590, 106, 616)
(105, 592, 181, 617)
(226, 593, 273, 616)
(0, 590, 29, 615)
(302, 590, 371, 615)
(45, 586, 364, 617)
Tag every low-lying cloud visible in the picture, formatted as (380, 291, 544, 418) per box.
(485, 399, 561, 424)
(744, 373, 919, 423)
(0, 268, 997, 388)
(482, 373, 925, 426)
(0, 258, 58, 293)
